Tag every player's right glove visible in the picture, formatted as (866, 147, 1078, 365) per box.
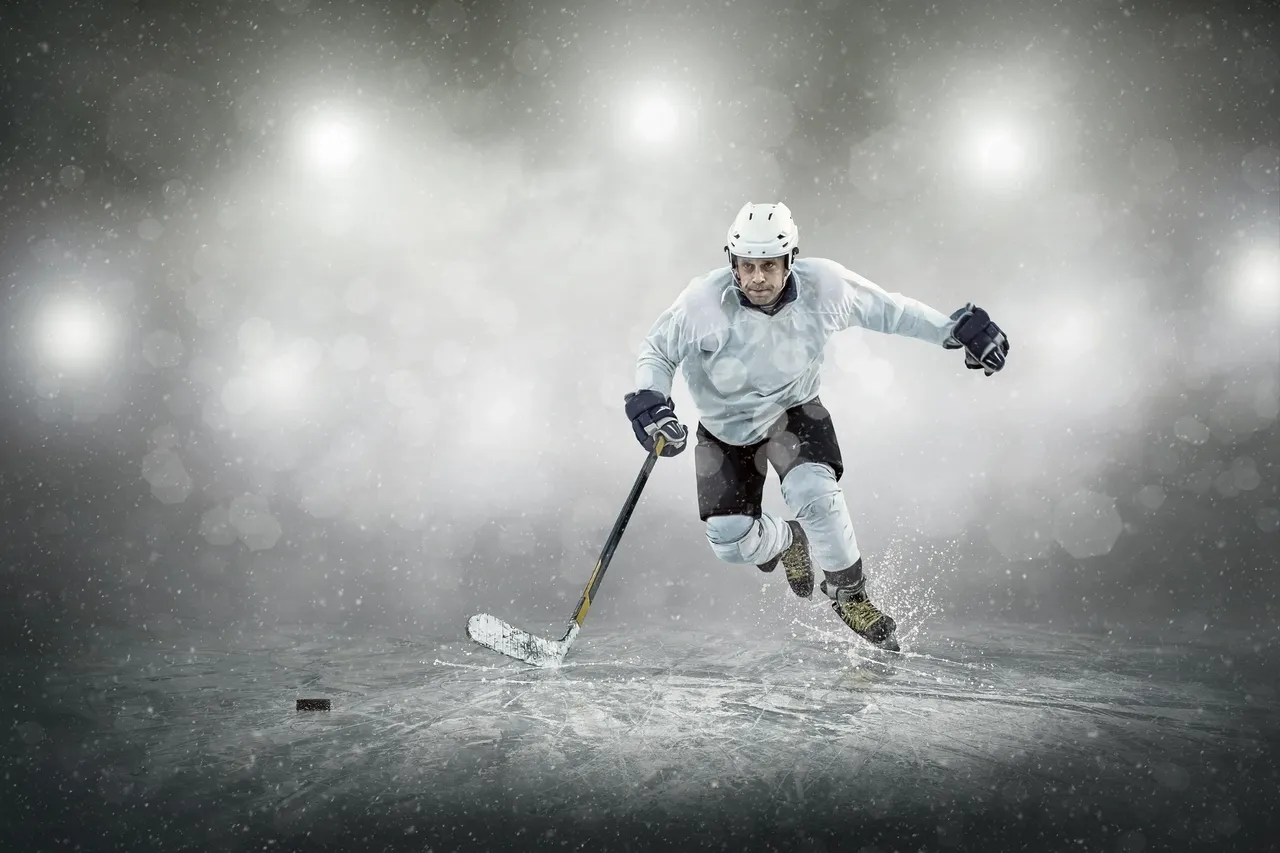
(624, 389, 688, 457)
(944, 302, 1009, 376)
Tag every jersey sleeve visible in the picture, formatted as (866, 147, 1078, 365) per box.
(825, 260, 956, 346)
(633, 300, 687, 398)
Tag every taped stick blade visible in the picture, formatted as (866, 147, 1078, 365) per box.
(466, 613, 578, 668)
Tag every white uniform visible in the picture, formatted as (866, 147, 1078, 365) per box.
(632, 256, 959, 573)
(634, 256, 958, 446)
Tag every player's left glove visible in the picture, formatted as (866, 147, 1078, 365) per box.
(944, 303, 1009, 376)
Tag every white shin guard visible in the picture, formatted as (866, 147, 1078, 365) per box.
(779, 462, 861, 572)
(704, 512, 792, 565)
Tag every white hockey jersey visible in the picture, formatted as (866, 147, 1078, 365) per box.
(633, 256, 958, 446)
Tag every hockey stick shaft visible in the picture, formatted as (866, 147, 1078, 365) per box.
(568, 433, 666, 630)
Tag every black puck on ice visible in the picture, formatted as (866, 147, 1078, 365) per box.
(296, 698, 331, 711)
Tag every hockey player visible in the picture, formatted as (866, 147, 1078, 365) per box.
(623, 202, 1009, 651)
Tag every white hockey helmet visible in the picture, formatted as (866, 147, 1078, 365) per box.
(724, 202, 799, 267)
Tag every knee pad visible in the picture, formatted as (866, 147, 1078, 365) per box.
(780, 462, 840, 516)
(779, 462, 861, 570)
(705, 514, 755, 545)
(704, 513, 787, 565)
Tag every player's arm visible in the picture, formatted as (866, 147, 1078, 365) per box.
(633, 304, 684, 397)
(831, 262, 955, 343)
(830, 261, 1010, 375)
(624, 303, 690, 456)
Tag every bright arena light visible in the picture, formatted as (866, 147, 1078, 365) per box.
(1232, 246, 1280, 320)
(297, 110, 360, 172)
(34, 296, 116, 374)
(968, 122, 1027, 184)
(632, 94, 678, 144)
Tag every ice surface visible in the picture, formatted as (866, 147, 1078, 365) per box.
(6, 619, 1277, 851)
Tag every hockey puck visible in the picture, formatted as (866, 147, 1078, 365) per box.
(296, 698, 331, 711)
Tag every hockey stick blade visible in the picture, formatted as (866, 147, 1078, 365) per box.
(466, 613, 580, 668)
(464, 436, 665, 667)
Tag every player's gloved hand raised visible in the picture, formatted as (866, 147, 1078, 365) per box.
(944, 303, 1009, 376)
(624, 389, 688, 457)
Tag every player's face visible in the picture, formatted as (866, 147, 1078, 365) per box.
(735, 256, 788, 305)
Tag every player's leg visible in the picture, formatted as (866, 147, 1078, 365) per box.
(695, 423, 793, 571)
(727, 414, 814, 594)
(767, 398, 898, 649)
(766, 399, 860, 571)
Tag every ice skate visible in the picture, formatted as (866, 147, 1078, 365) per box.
(756, 519, 814, 598)
(821, 563, 899, 651)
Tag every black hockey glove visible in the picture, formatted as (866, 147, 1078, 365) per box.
(944, 303, 1009, 376)
(624, 389, 688, 457)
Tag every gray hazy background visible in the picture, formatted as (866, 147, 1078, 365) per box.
(0, 0, 1277, 666)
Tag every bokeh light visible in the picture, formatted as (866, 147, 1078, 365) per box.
(33, 293, 118, 375)
(295, 108, 361, 172)
(633, 94, 678, 144)
(253, 346, 317, 414)
(970, 122, 1027, 181)
(1231, 245, 1280, 320)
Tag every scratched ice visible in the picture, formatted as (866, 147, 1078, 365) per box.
(22, 616, 1276, 850)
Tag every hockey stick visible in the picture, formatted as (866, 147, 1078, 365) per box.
(466, 433, 667, 667)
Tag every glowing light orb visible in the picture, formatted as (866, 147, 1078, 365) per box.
(300, 114, 358, 171)
(1232, 246, 1280, 319)
(971, 124, 1026, 178)
(35, 297, 115, 374)
(632, 95, 678, 144)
